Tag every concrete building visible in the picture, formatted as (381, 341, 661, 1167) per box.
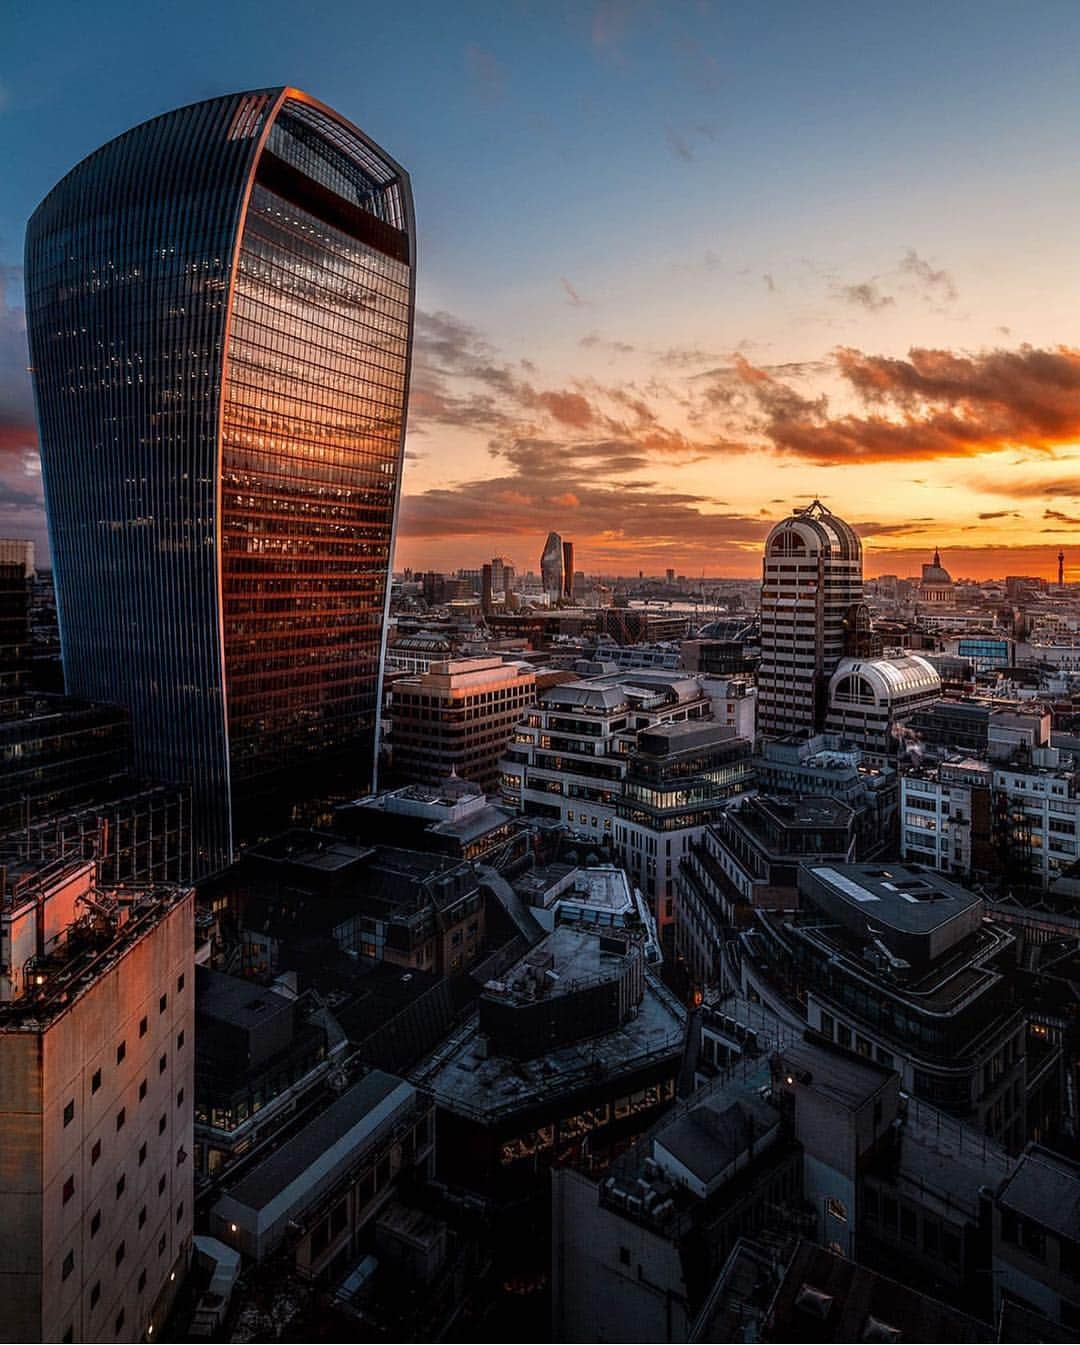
(410, 926, 686, 1201)
(676, 796, 857, 988)
(917, 548, 957, 607)
(209, 1070, 433, 1276)
(0, 858, 194, 1343)
(993, 1144, 1080, 1332)
(901, 758, 995, 876)
(758, 500, 864, 738)
(389, 657, 538, 793)
(737, 864, 1033, 1146)
(335, 779, 528, 868)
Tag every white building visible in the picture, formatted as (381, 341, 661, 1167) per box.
(825, 654, 941, 760)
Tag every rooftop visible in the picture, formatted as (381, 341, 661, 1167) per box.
(801, 863, 982, 936)
(996, 1143, 1080, 1242)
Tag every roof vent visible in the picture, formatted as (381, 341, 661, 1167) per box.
(795, 1284, 834, 1320)
(862, 1317, 902, 1342)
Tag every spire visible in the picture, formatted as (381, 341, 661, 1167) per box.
(933, 546, 941, 567)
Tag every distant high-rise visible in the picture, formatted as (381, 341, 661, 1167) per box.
(757, 500, 863, 738)
(561, 540, 575, 598)
(26, 89, 416, 873)
(541, 531, 564, 599)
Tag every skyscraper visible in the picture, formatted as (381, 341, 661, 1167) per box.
(541, 531, 563, 600)
(561, 539, 574, 599)
(26, 89, 416, 873)
(757, 499, 863, 738)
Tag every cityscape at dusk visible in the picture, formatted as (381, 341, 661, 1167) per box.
(7, 2, 1080, 578)
(9, 3, 1080, 1344)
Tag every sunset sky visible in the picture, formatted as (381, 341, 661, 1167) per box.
(6, 1, 1080, 578)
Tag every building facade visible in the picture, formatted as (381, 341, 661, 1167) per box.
(541, 532, 564, 601)
(0, 859, 194, 1344)
(26, 88, 416, 873)
(390, 657, 538, 794)
(757, 500, 864, 739)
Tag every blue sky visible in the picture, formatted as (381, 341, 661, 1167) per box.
(7, 0, 1080, 575)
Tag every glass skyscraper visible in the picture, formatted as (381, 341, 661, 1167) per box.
(25, 89, 415, 873)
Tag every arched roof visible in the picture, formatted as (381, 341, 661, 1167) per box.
(829, 655, 941, 705)
(765, 500, 862, 562)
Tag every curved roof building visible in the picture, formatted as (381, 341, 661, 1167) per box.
(826, 654, 941, 755)
(26, 89, 415, 872)
(758, 500, 864, 739)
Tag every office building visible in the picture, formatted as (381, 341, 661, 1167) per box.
(0, 858, 194, 1343)
(0, 538, 34, 691)
(676, 796, 857, 987)
(757, 500, 864, 738)
(27, 88, 416, 873)
(0, 693, 192, 884)
(824, 653, 942, 759)
(390, 657, 539, 793)
(541, 532, 564, 600)
(993, 1144, 1080, 1332)
(561, 540, 575, 599)
(410, 925, 685, 1201)
(737, 864, 1034, 1146)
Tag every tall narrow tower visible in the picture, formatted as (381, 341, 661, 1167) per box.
(757, 500, 863, 738)
(26, 90, 416, 873)
(541, 532, 564, 600)
(1060, 551, 1065, 587)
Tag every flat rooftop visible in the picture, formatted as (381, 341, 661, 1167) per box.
(195, 966, 292, 1032)
(802, 863, 982, 935)
(410, 968, 685, 1123)
(222, 1070, 411, 1214)
(996, 1143, 1080, 1242)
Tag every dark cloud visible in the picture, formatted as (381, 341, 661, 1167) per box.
(899, 248, 958, 304)
(836, 280, 895, 313)
(731, 343, 1080, 465)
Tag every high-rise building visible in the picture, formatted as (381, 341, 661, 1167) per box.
(757, 500, 863, 738)
(26, 89, 416, 874)
(0, 539, 34, 691)
(541, 532, 564, 600)
(561, 539, 574, 598)
(0, 858, 194, 1343)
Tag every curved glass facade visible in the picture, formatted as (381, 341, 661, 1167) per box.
(26, 89, 415, 873)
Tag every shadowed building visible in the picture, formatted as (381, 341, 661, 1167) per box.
(541, 532, 564, 600)
(26, 89, 416, 873)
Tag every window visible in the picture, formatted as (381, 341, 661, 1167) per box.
(159, 1113, 167, 1135)
(139, 1016, 148, 1038)
(159, 994, 167, 1014)
(63, 1099, 75, 1128)
(159, 1054, 167, 1074)
(138, 1142, 147, 1167)
(825, 1196, 848, 1223)
(91, 1139, 102, 1165)
(138, 1205, 147, 1229)
(177, 1088, 185, 1108)
(139, 1079, 148, 1101)
(177, 1030, 185, 1051)
(158, 1175, 166, 1196)
(176, 1201, 184, 1224)
(90, 1209, 101, 1236)
(116, 1041, 126, 1065)
(90, 1282, 101, 1309)
(619, 1245, 630, 1266)
(62, 1249, 75, 1281)
(138, 1269, 147, 1293)
(62, 1175, 75, 1205)
(91, 1068, 102, 1094)
(177, 973, 185, 993)
(116, 1108, 125, 1132)
(116, 1175, 125, 1200)
(62, 1328, 73, 1343)
(115, 1241, 125, 1267)
(114, 1309, 125, 1336)
(158, 1234, 166, 1256)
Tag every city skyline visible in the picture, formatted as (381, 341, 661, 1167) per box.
(7, 3, 1080, 582)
